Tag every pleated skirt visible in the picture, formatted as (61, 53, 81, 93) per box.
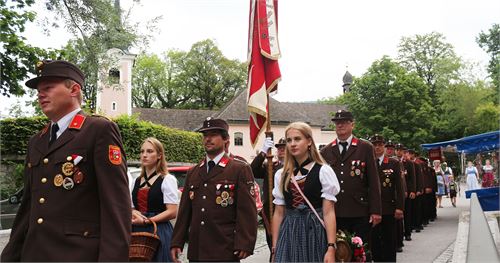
(275, 205, 327, 262)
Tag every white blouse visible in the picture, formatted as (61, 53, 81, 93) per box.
(162, 174, 180, 205)
(272, 163, 340, 205)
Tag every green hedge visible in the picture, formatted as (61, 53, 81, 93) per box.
(114, 115, 204, 163)
(0, 115, 205, 163)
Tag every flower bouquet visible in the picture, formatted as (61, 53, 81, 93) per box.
(335, 230, 367, 262)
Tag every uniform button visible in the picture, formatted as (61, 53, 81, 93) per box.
(203, 195, 206, 199)
(37, 218, 44, 224)
(43, 158, 49, 164)
(341, 163, 344, 166)
(360, 197, 364, 201)
(341, 190, 345, 193)
(340, 180, 344, 184)
(201, 221, 205, 226)
(83, 231, 89, 237)
(204, 183, 208, 187)
(39, 198, 45, 204)
(201, 208, 205, 212)
(341, 171, 344, 175)
(41, 178, 47, 183)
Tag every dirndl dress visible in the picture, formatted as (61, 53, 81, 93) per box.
(275, 204, 327, 262)
(132, 174, 177, 262)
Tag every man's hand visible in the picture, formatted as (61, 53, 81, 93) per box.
(369, 214, 382, 226)
(409, 192, 416, 199)
(234, 250, 250, 259)
(416, 191, 422, 196)
(261, 137, 274, 154)
(425, 187, 432, 194)
(394, 209, 404, 220)
(170, 248, 182, 263)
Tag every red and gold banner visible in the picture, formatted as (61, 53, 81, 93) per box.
(247, 0, 281, 147)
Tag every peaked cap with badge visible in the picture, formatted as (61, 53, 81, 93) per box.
(26, 60, 85, 89)
(331, 110, 354, 122)
(198, 117, 229, 133)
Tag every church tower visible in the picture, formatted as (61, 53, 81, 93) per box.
(96, 48, 136, 118)
(342, 71, 352, 93)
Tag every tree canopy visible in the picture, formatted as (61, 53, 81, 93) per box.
(0, 0, 60, 97)
(477, 23, 500, 90)
(132, 39, 247, 110)
(342, 56, 434, 149)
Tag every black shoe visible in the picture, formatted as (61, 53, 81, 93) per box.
(397, 247, 403, 253)
(405, 236, 412, 241)
(415, 228, 421, 233)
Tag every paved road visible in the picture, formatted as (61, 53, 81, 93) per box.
(244, 185, 469, 263)
(0, 185, 469, 262)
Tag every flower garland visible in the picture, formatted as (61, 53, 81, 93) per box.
(336, 230, 367, 262)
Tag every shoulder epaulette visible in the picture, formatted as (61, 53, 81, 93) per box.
(91, 114, 111, 121)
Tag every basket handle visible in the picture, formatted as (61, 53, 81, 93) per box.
(147, 219, 158, 235)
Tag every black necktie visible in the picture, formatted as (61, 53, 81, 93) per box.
(49, 123, 59, 146)
(340, 142, 348, 157)
(208, 160, 215, 173)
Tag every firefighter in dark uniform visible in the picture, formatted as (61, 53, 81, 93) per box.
(395, 143, 416, 242)
(170, 118, 257, 262)
(1, 60, 131, 261)
(387, 141, 406, 252)
(320, 110, 382, 250)
(250, 137, 285, 254)
(417, 157, 436, 227)
(408, 149, 424, 233)
(369, 135, 405, 262)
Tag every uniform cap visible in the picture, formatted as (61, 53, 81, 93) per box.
(385, 140, 395, 148)
(198, 117, 229, 133)
(369, 134, 385, 144)
(26, 60, 85, 89)
(275, 137, 286, 147)
(331, 110, 354, 122)
(395, 143, 406, 150)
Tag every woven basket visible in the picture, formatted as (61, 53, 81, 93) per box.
(129, 220, 161, 262)
(335, 239, 352, 262)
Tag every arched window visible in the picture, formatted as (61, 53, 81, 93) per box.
(112, 102, 117, 111)
(109, 68, 120, 84)
(234, 132, 243, 146)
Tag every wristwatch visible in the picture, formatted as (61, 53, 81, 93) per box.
(327, 243, 337, 249)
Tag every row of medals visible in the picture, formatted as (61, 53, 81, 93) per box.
(216, 185, 234, 207)
(53, 156, 84, 190)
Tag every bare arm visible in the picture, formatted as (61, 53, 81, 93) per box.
(323, 199, 336, 263)
(271, 205, 285, 259)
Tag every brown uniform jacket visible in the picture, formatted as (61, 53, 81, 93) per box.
(402, 159, 416, 193)
(413, 161, 424, 193)
(378, 156, 405, 215)
(171, 155, 257, 261)
(320, 137, 382, 217)
(1, 113, 131, 262)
